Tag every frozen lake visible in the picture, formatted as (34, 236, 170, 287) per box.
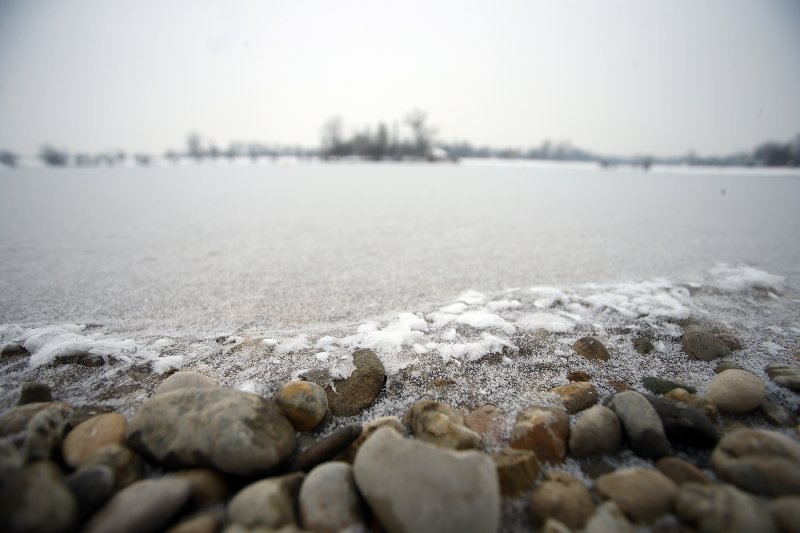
(1, 161, 799, 336)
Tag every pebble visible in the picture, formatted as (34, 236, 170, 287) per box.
(127, 388, 296, 476)
(583, 501, 634, 533)
(0, 402, 70, 437)
(84, 477, 193, 533)
(337, 416, 404, 463)
(567, 370, 592, 382)
(63, 413, 127, 468)
(227, 473, 305, 529)
(174, 468, 229, 506)
(325, 348, 385, 416)
(67, 404, 114, 429)
(674, 482, 776, 533)
(529, 472, 595, 529)
(166, 512, 220, 533)
(550, 382, 598, 413)
(510, 406, 570, 464)
(711, 428, 800, 496)
(66, 465, 115, 519)
(766, 364, 800, 392)
(608, 391, 671, 459)
(464, 405, 507, 446)
(704, 369, 766, 414)
(79, 444, 144, 489)
(491, 448, 541, 496)
(0, 438, 23, 478)
(642, 377, 696, 395)
(403, 400, 481, 449)
(655, 457, 712, 485)
(714, 360, 744, 374)
(298, 462, 368, 532)
(154, 371, 219, 396)
(0, 461, 78, 533)
(1, 342, 29, 357)
(568, 404, 622, 459)
(573, 336, 610, 361)
(17, 381, 54, 405)
(768, 496, 800, 533)
(274, 381, 328, 431)
(596, 467, 678, 523)
(681, 325, 731, 361)
(353, 427, 500, 533)
(632, 337, 655, 355)
(644, 394, 720, 448)
(715, 332, 743, 351)
(761, 400, 798, 427)
(24, 403, 68, 461)
(288, 423, 362, 472)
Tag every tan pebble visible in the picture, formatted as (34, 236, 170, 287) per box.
(63, 413, 126, 468)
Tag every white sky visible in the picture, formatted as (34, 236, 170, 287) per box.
(0, 0, 798, 156)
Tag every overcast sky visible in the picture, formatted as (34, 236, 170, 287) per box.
(1, 0, 798, 157)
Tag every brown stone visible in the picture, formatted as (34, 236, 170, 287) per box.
(63, 413, 127, 468)
(274, 381, 328, 431)
(464, 405, 507, 446)
(491, 448, 541, 496)
(403, 400, 480, 450)
(550, 382, 598, 413)
(573, 337, 610, 361)
(567, 370, 591, 382)
(175, 468, 229, 506)
(79, 444, 144, 490)
(510, 406, 569, 464)
(325, 349, 385, 416)
(166, 512, 219, 533)
(596, 468, 678, 523)
(530, 472, 595, 529)
(656, 457, 712, 485)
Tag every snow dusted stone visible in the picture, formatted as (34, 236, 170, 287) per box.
(227, 473, 304, 529)
(675, 482, 776, 533)
(274, 380, 328, 431)
(711, 428, 800, 496)
(595, 467, 678, 524)
(510, 406, 570, 464)
(84, 477, 192, 533)
(530, 472, 594, 529)
(299, 462, 368, 532)
(404, 400, 481, 450)
(154, 371, 219, 396)
(632, 337, 655, 355)
(681, 325, 731, 361)
(573, 336, 610, 361)
(704, 369, 766, 414)
(766, 364, 800, 392)
(325, 349, 385, 416)
(608, 391, 671, 459)
(568, 405, 622, 459)
(63, 413, 127, 468)
(127, 388, 296, 476)
(550, 382, 598, 413)
(353, 427, 500, 533)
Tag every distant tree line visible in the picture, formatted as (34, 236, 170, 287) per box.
(1, 129, 798, 169)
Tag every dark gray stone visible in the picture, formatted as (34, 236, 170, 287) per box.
(675, 482, 776, 533)
(24, 403, 69, 461)
(681, 325, 731, 361)
(66, 465, 115, 519)
(761, 400, 798, 427)
(325, 349, 386, 416)
(1, 343, 29, 357)
(0, 461, 78, 533)
(632, 337, 655, 355)
(608, 391, 671, 459)
(288, 423, 362, 472)
(17, 382, 53, 405)
(644, 394, 720, 448)
(642, 377, 696, 395)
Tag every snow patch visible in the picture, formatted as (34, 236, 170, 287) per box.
(517, 312, 575, 333)
(455, 311, 516, 334)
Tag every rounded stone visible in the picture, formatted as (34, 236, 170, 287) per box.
(288, 423, 362, 472)
(0, 402, 71, 437)
(550, 382, 598, 413)
(655, 457, 712, 485)
(568, 404, 622, 459)
(337, 416, 404, 463)
(766, 364, 800, 392)
(84, 477, 193, 533)
(404, 400, 480, 450)
(299, 462, 368, 532)
(154, 371, 219, 396)
(464, 405, 507, 447)
(596, 467, 678, 523)
(325, 349, 385, 416)
(63, 413, 127, 468)
(675, 482, 776, 533)
(704, 369, 766, 414)
(710, 428, 800, 496)
(642, 377, 696, 395)
(66, 465, 115, 519)
(275, 381, 328, 431)
(79, 444, 144, 490)
(127, 388, 296, 476)
(24, 403, 69, 461)
(567, 370, 592, 382)
(510, 406, 570, 464)
(0, 461, 78, 533)
(583, 501, 634, 533)
(530, 472, 595, 529)
(681, 325, 731, 361)
(769, 496, 800, 533)
(573, 337, 610, 361)
(608, 391, 671, 459)
(353, 427, 500, 533)
(491, 448, 541, 496)
(632, 337, 655, 355)
(228, 473, 305, 529)
(17, 382, 54, 405)
(174, 468, 229, 505)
